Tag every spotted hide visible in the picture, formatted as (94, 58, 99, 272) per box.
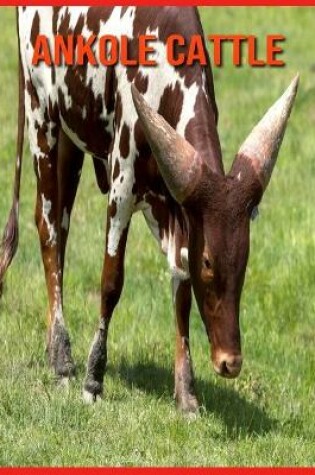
(0, 7, 298, 412)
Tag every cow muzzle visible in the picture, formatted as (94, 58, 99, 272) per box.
(212, 351, 243, 379)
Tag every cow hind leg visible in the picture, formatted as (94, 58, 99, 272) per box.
(173, 277, 199, 413)
(57, 130, 84, 273)
(34, 127, 83, 382)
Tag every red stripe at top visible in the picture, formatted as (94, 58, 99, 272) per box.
(1, 1, 315, 6)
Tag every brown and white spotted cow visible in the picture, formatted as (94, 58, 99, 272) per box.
(0, 7, 298, 412)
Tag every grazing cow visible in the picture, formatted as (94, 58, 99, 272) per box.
(0, 7, 298, 412)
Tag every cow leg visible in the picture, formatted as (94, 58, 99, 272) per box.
(142, 200, 198, 411)
(83, 194, 132, 403)
(173, 277, 199, 413)
(57, 130, 84, 275)
(34, 129, 83, 382)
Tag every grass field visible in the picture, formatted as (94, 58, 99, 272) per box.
(0, 6, 315, 467)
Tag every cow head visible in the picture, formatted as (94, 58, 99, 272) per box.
(131, 76, 299, 379)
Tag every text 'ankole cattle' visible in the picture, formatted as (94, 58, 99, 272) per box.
(0, 7, 298, 413)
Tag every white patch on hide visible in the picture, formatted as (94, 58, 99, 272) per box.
(41, 194, 57, 246)
(180, 247, 189, 275)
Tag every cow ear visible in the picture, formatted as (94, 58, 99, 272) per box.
(230, 75, 299, 193)
(131, 84, 203, 204)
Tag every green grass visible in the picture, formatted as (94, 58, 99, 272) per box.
(0, 6, 315, 466)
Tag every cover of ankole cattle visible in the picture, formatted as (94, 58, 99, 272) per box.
(0, 2, 314, 471)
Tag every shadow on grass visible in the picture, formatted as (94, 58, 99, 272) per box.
(116, 357, 277, 439)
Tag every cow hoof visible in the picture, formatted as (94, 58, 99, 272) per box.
(57, 375, 75, 390)
(176, 394, 200, 415)
(82, 389, 102, 405)
(54, 360, 76, 380)
(49, 321, 76, 379)
(82, 379, 103, 404)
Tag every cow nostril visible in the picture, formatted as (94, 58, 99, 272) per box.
(219, 360, 229, 375)
(213, 353, 242, 379)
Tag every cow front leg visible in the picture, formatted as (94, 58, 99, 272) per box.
(173, 277, 199, 413)
(83, 197, 131, 403)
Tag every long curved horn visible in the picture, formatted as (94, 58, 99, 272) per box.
(131, 84, 203, 204)
(231, 75, 299, 190)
